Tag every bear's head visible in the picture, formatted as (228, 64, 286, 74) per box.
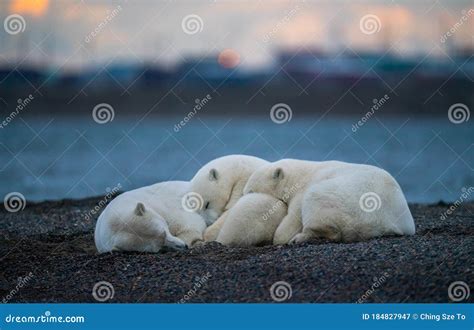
(189, 166, 234, 226)
(243, 160, 300, 203)
(128, 202, 187, 251)
(189, 155, 269, 226)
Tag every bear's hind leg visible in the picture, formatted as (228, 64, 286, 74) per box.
(288, 229, 312, 244)
(273, 213, 302, 245)
(289, 224, 342, 244)
(297, 180, 352, 243)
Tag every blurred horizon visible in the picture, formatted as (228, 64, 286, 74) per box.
(1, 0, 473, 72)
(1, 0, 472, 117)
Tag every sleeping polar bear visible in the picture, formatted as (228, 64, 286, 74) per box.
(216, 193, 287, 247)
(244, 159, 415, 243)
(189, 154, 269, 241)
(94, 181, 206, 253)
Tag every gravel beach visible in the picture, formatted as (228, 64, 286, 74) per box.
(0, 197, 472, 303)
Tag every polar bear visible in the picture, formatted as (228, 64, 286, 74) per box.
(94, 181, 207, 253)
(95, 201, 187, 253)
(189, 154, 269, 241)
(216, 193, 287, 247)
(243, 159, 415, 244)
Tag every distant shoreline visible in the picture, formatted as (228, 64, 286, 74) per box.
(2, 78, 471, 117)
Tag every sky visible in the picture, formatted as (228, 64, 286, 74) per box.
(0, 0, 473, 71)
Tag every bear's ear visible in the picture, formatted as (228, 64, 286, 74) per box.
(273, 168, 284, 180)
(209, 168, 219, 181)
(134, 202, 146, 216)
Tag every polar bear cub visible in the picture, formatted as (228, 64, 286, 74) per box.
(94, 181, 207, 253)
(95, 201, 186, 253)
(244, 159, 415, 243)
(189, 154, 269, 241)
(216, 193, 287, 247)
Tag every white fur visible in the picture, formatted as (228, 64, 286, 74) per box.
(189, 155, 269, 241)
(216, 193, 287, 247)
(94, 181, 207, 253)
(244, 159, 415, 243)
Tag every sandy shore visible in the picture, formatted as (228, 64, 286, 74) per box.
(0, 197, 472, 303)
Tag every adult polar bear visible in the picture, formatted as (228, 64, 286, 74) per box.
(95, 181, 206, 252)
(189, 155, 269, 241)
(244, 159, 415, 243)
